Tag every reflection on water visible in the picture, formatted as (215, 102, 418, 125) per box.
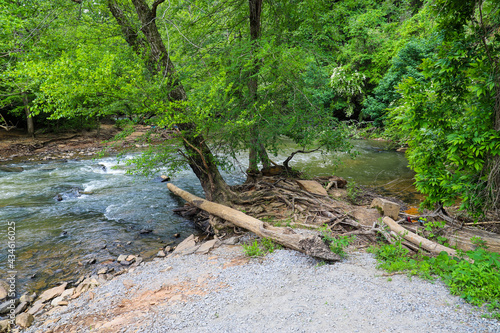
(273, 139, 420, 203)
(0, 140, 418, 296)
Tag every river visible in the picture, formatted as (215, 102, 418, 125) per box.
(0, 139, 417, 297)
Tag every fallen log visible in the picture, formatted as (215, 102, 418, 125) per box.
(382, 216, 457, 256)
(445, 227, 500, 253)
(167, 183, 341, 261)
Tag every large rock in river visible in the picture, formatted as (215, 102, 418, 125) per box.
(0, 166, 24, 172)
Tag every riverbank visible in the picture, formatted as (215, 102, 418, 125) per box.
(0, 125, 168, 163)
(21, 239, 500, 333)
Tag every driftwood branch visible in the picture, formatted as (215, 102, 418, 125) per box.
(382, 217, 458, 256)
(167, 183, 341, 261)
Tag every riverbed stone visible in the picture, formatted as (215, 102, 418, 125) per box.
(15, 313, 34, 329)
(156, 250, 166, 257)
(116, 254, 128, 262)
(195, 239, 219, 255)
(170, 234, 197, 256)
(295, 180, 328, 196)
(0, 166, 24, 172)
(19, 293, 36, 305)
(27, 300, 45, 315)
(97, 268, 108, 275)
(126, 255, 136, 262)
(0, 280, 8, 301)
(39, 282, 67, 302)
(14, 301, 28, 315)
(370, 198, 400, 220)
(0, 319, 9, 333)
(50, 296, 65, 307)
(0, 299, 18, 315)
(222, 236, 240, 245)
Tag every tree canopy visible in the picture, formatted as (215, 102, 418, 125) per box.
(1, 0, 500, 216)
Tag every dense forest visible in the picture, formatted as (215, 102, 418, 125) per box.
(1, 0, 499, 217)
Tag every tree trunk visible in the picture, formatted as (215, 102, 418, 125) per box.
(110, 0, 233, 202)
(22, 91, 34, 138)
(247, 0, 270, 173)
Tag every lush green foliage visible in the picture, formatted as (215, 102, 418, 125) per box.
(243, 238, 282, 257)
(2, 0, 500, 213)
(369, 239, 500, 318)
(386, 0, 500, 215)
(242, 240, 265, 257)
(319, 225, 356, 258)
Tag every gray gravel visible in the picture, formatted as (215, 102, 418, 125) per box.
(26, 246, 499, 333)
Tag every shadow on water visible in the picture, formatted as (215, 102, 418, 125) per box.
(0, 140, 419, 296)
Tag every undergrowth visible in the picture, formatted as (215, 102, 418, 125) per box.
(319, 224, 356, 258)
(368, 238, 500, 320)
(243, 238, 283, 257)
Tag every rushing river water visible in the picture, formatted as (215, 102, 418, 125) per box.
(0, 139, 417, 296)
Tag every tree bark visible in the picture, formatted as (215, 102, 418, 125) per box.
(22, 91, 34, 138)
(382, 217, 458, 256)
(247, 0, 270, 174)
(109, 0, 233, 202)
(167, 183, 341, 261)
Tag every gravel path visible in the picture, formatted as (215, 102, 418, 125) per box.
(26, 245, 499, 333)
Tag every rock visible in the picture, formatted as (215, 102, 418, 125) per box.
(370, 198, 400, 220)
(174, 233, 180, 238)
(156, 250, 166, 257)
(45, 306, 67, 316)
(116, 254, 128, 262)
(14, 301, 28, 315)
(295, 180, 328, 196)
(0, 280, 9, 301)
(0, 319, 9, 333)
(139, 229, 153, 234)
(97, 268, 108, 275)
(50, 296, 64, 307)
(15, 313, 34, 329)
(0, 299, 18, 315)
(160, 175, 170, 182)
(60, 288, 74, 300)
(170, 235, 198, 256)
(27, 300, 45, 315)
(222, 236, 240, 245)
(350, 208, 382, 227)
(38, 282, 67, 302)
(19, 292, 36, 305)
(195, 239, 219, 254)
(126, 255, 136, 262)
(164, 246, 172, 252)
(0, 166, 24, 172)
